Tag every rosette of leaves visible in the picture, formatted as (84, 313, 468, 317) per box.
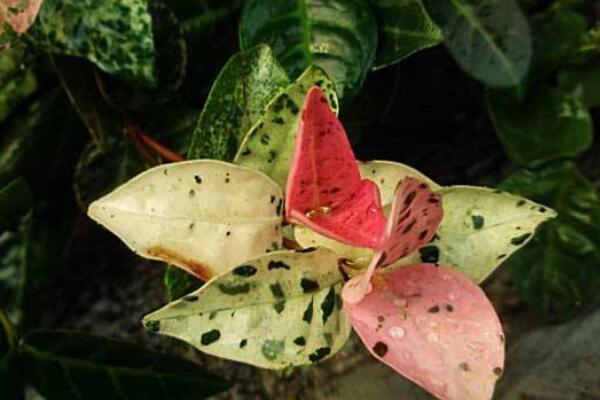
(88, 75, 554, 399)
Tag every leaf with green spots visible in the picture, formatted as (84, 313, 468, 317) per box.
(87, 161, 283, 280)
(370, 0, 443, 69)
(486, 84, 593, 166)
(500, 162, 600, 319)
(234, 65, 338, 187)
(424, 0, 532, 87)
(0, 46, 37, 123)
(143, 248, 352, 369)
(0, 178, 32, 232)
(164, 266, 203, 301)
(27, 0, 156, 85)
(239, 0, 378, 101)
(20, 331, 230, 400)
(187, 45, 290, 161)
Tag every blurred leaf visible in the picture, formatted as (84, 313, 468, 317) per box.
(0, 226, 26, 324)
(234, 65, 338, 187)
(87, 161, 284, 280)
(370, 0, 443, 69)
(144, 249, 351, 369)
(0, 0, 42, 36)
(0, 46, 37, 123)
(424, 0, 532, 87)
(28, 0, 156, 85)
(239, 0, 378, 101)
(164, 266, 202, 301)
(486, 84, 592, 166)
(0, 178, 32, 232)
(559, 63, 600, 108)
(95, 2, 187, 111)
(20, 331, 231, 400)
(187, 45, 289, 160)
(0, 308, 22, 400)
(500, 162, 600, 319)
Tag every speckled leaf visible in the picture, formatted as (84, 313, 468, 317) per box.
(424, 0, 531, 87)
(370, 0, 443, 69)
(399, 186, 556, 283)
(188, 45, 289, 161)
(143, 248, 352, 369)
(20, 331, 231, 400)
(345, 264, 505, 400)
(286, 87, 386, 248)
(343, 178, 443, 304)
(359, 160, 441, 208)
(234, 66, 338, 188)
(28, 0, 156, 84)
(0, 46, 37, 123)
(0, 0, 42, 35)
(87, 161, 283, 280)
(240, 0, 378, 101)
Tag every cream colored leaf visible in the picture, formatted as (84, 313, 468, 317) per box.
(143, 248, 352, 369)
(88, 160, 283, 279)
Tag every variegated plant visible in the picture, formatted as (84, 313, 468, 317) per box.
(88, 75, 555, 399)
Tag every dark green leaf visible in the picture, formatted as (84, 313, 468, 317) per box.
(0, 309, 22, 400)
(370, 0, 443, 69)
(187, 45, 289, 160)
(164, 265, 203, 302)
(0, 45, 37, 123)
(559, 64, 600, 108)
(28, 0, 156, 85)
(239, 0, 378, 101)
(0, 178, 32, 232)
(424, 0, 532, 87)
(20, 331, 231, 400)
(500, 162, 600, 319)
(486, 84, 592, 165)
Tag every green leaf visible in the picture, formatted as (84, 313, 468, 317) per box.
(0, 309, 21, 400)
(0, 178, 32, 232)
(0, 46, 37, 123)
(370, 0, 443, 69)
(187, 45, 289, 161)
(88, 161, 284, 280)
(486, 84, 593, 166)
(234, 65, 338, 187)
(28, 0, 156, 85)
(424, 0, 532, 87)
(144, 248, 351, 369)
(559, 64, 600, 108)
(239, 0, 378, 101)
(500, 162, 600, 319)
(20, 331, 231, 400)
(164, 265, 202, 301)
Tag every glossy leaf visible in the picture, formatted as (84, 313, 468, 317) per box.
(359, 160, 442, 208)
(345, 264, 504, 400)
(286, 87, 386, 248)
(0, 178, 32, 232)
(234, 66, 338, 187)
(144, 248, 352, 369)
(486, 84, 592, 166)
(424, 0, 531, 87)
(500, 162, 600, 319)
(88, 161, 283, 280)
(20, 331, 231, 400)
(0, 0, 42, 35)
(370, 0, 443, 69)
(239, 0, 378, 101)
(28, 0, 156, 85)
(188, 45, 289, 160)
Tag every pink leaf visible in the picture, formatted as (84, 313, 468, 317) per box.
(342, 178, 443, 303)
(1, 0, 43, 35)
(345, 264, 505, 400)
(285, 87, 386, 248)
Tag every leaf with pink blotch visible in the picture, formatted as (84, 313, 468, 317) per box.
(345, 264, 505, 400)
(342, 177, 443, 303)
(1, 0, 43, 35)
(285, 86, 386, 248)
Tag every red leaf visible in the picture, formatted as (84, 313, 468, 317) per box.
(345, 264, 505, 400)
(342, 178, 443, 303)
(285, 87, 386, 248)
